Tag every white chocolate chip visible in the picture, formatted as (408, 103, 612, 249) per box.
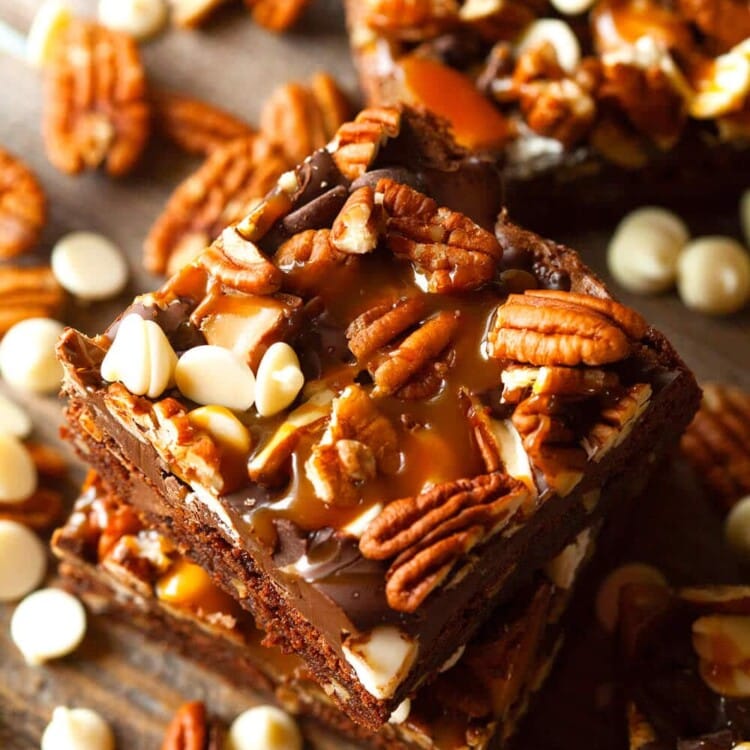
(595, 562, 667, 633)
(549, 0, 596, 16)
(516, 19, 581, 73)
(690, 48, 750, 119)
(0, 520, 47, 602)
(11, 588, 87, 665)
(0, 434, 37, 504)
(100, 313, 177, 399)
(41, 706, 114, 750)
(51, 231, 129, 302)
(677, 236, 750, 315)
(98, 0, 168, 40)
(725, 495, 750, 562)
(26, 0, 72, 68)
(0, 393, 32, 439)
(254, 342, 305, 418)
(226, 706, 302, 750)
(607, 207, 689, 294)
(342, 626, 418, 700)
(388, 698, 411, 725)
(741, 190, 750, 248)
(188, 405, 252, 453)
(175, 346, 256, 411)
(0, 318, 64, 394)
(544, 528, 592, 590)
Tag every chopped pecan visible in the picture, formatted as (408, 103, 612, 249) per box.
(360, 472, 529, 612)
(144, 136, 290, 275)
(331, 186, 382, 255)
(0, 147, 46, 259)
(151, 91, 255, 156)
(306, 439, 377, 506)
(246, 0, 312, 31)
(161, 701, 207, 750)
(198, 227, 282, 295)
(0, 265, 65, 336)
(460, 0, 539, 42)
(168, 0, 228, 27)
(676, 0, 750, 51)
(395, 347, 455, 400)
(331, 108, 402, 180)
(260, 74, 352, 165)
(97, 502, 143, 560)
(377, 178, 502, 292)
(681, 383, 750, 512)
(363, 0, 459, 38)
(43, 20, 150, 176)
(274, 229, 360, 297)
(501, 365, 621, 402)
(487, 290, 647, 367)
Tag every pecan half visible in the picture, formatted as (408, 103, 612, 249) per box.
(161, 701, 207, 750)
(331, 108, 402, 180)
(144, 136, 290, 275)
(360, 472, 529, 612)
(0, 147, 46, 259)
(43, 20, 150, 176)
(331, 186, 382, 255)
(681, 383, 750, 512)
(0, 265, 64, 337)
(246, 0, 312, 31)
(487, 290, 647, 367)
(151, 91, 254, 156)
(260, 74, 352, 165)
(377, 178, 502, 293)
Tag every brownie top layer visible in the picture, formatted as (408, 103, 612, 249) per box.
(58, 105, 696, 706)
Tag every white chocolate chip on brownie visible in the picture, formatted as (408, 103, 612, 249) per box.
(254, 342, 305, 417)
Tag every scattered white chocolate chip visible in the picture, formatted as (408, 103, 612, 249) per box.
(595, 562, 667, 633)
(11, 587, 87, 665)
(254, 342, 305, 418)
(725, 495, 750, 562)
(342, 626, 418, 700)
(175, 345, 256, 411)
(188, 405, 252, 454)
(607, 207, 689, 294)
(226, 706, 302, 750)
(549, 0, 596, 16)
(0, 318, 65, 394)
(41, 706, 114, 750)
(26, 0, 72, 68)
(0, 393, 32, 439)
(516, 19, 581, 74)
(51, 231, 129, 302)
(98, 0, 168, 40)
(741, 189, 750, 248)
(389, 698, 411, 725)
(0, 433, 37, 503)
(677, 236, 750, 315)
(0, 520, 47, 602)
(100, 313, 177, 399)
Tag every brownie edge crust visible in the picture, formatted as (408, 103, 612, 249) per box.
(57, 105, 700, 730)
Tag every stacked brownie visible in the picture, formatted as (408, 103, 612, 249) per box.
(53, 105, 700, 747)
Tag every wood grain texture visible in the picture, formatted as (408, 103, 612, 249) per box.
(0, 0, 748, 746)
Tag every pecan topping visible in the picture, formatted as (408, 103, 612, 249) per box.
(676, 0, 750, 51)
(0, 266, 64, 337)
(144, 136, 290, 275)
(488, 290, 647, 367)
(246, 0, 312, 31)
(363, 0, 459, 37)
(43, 20, 150, 176)
(360, 472, 529, 611)
(331, 186, 382, 255)
(501, 365, 621, 402)
(377, 178, 502, 292)
(199, 227, 282, 295)
(151, 91, 255, 156)
(161, 701, 207, 750)
(681, 383, 750, 512)
(331, 108, 402, 180)
(0, 147, 46, 259)
(260, 74, 352, 165)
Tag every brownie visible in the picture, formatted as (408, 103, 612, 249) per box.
(618, 581, 750, 749)
(57, 105, 700, 730)
(52, 473, 600, 750)
(344, 0, 750, 227)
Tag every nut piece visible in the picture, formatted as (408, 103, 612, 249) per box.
(377, 178, 502, 293)
(677, 0, 750, 51)
(152, 91, 255, 156)
(360, 472, 529, 612)
(145, 136, 290, 275)
(43, 19, 150, 176)
(693, 614, 750, 697)
(246, 0, 311, 31)
(41, 707, 114, 750)
(363, 0, 459, 37)
(0, 317, 64, 394)
(0, 147, 46, 259)
(331, 186, 382, 255)
(487, 290, 647, 366)
(595, 562, 667, 632)
(516, 19, 581, 74)
(0, 520, 47, 602)
(331, 108, 402, 180)
(681, 383, 750, 511)
(161, 701, 207, 750)
(0, 266, 64, 338)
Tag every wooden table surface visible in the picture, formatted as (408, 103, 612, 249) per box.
(0, 0, 748, 747)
